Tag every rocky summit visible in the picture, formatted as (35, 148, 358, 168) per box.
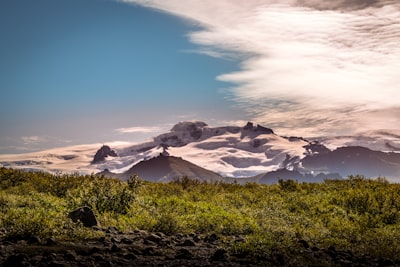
(92, 145, 118, 164)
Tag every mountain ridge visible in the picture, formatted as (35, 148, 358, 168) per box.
(1, 121, 400, 182)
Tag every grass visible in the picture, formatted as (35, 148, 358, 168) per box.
(1, 168, 400, 262)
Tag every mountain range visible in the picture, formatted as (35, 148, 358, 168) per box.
(1, 121, 400, 183)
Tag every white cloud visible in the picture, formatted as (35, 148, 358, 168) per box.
(123, 0, 400, 136)
(21, 136, 43, 144)
(115, 126, 163, 134)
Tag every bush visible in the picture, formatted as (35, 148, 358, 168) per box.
(67, 175, 137, 214)
(1, 168, 400, 261)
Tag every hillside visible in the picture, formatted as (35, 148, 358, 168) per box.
(114, 154, 223, 183)
(1, 168, 400, 266)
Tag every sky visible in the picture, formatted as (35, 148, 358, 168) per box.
(1, 0, 399, 153)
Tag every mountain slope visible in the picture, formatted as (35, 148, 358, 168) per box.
(116, 154, 223, 183)
(1, 121, 400, 182)
(301, 146, 400, 178)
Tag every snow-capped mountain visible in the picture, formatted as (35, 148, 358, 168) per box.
(314, 130, 400, 153)
(106, 121, 311, 178)
(1, 121, 400, 182)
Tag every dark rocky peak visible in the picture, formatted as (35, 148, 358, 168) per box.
(303, 141, 331, 155)
(243, 122, 254, 130)
(170, 121, 208, 140)
(285, 136, 307, 142)
(280, 154, 301, 171)
(160, 144, 170, 156)
(255, 124, 274, 134)
(92, 145, 118, 164)
(155, 121, 208, 147)
(243, 122, 274, 134)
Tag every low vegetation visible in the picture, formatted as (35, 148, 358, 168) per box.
(1, 167, 400, 263)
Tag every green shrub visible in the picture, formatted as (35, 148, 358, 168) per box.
(67, 175, 136, 214)
(278, 179, 300, 192)
(1, 168, 400, 261)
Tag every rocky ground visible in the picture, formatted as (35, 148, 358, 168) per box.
(1, 227, 399, 267)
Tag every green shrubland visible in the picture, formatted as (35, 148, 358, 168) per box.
(1, 167, 400, 260)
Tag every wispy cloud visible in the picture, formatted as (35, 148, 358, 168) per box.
(123, 0, 400, 136)
(115, 126, 163, 134)
(21, 136, 43, 144)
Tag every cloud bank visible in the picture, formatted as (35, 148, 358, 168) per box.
(123, 0, 400, 136)
(115, 126, 162, 134)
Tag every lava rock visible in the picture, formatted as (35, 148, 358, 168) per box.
(212, 248, 228, 261)
(3, 254, 30, 267)
(68, 206, 98, 227)
(175, 248, 193, 259)
(144, 234, 162, 244)
(178, 239, 196, 247)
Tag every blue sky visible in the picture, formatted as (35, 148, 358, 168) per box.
(1, 0, 400, 153)
(0, 0, 242, 153)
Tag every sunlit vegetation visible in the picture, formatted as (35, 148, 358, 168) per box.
(1, 167, 400, 262)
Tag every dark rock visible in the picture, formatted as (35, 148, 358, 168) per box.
(27, 235, 41, 244)
(110, 244, 121, 252)
(128, 248, 142, 255)
(175, 248, 193, 259)
(303, 141, 331, 155)
(379, 258, 396, 267)
(204, 233, 219, 243)
(143, 239, 157, 246)
(134, 229, 149, 237)
(170, 121, 207, 141)
(252, 139, 262, 148)
(92, 226, 103, 231)
(122, 253, 137, 260)
(110, 237, 120, 243)
(338, 259, 353, 267)
(193, 235, 202, 243)
(63, 250, 77, 261)
(90, 246, 101, 254)
(142, 247, 155, 256)
(211, 248, 228, 261)
(178, 239, 196, 247)
(45, 238, 57, 246)
(243, 122, 274, 134)
(106, 226, 118, 234)
(155, 232, 166, 238)
(121, 237, 133, 244)
(92, 145, 118, 164)
(255, 124, 274, 134)
(145, 234, 162, 244)
(326, 246, 337, 258)
(273, 253, 285, 265)
(68, 206, 98, 227)
(298, 239, 310, 249)
(4, 254, 30, 267)
(175, 233, 185, 239)
(243, 122, 254, 130)
(92, 253, 105, 262)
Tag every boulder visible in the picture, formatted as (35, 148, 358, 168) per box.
(68, 206, 98, 227)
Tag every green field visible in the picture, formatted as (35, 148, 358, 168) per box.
(1, 167, 400, 264)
